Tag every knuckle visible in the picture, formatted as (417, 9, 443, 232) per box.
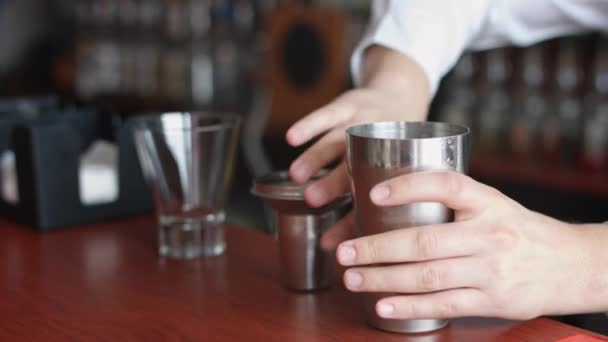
(366, 238, 382, 263)
(436, 301, 459, 318)
(444, 172, 464, 198)
(418, 265, 442, 291)
(326, 105, 340, 119)
(396, 175, 413, 191)
(319, 108, 336, 126)
(487, 226, 518, 250)
(491, 292, 511, 313)
(415, 230, 439, 259)
(407, 300, 425, 318)
(357, 238, 381, 264)
(485, 187, 508, 207)
(315, 145, 337, 165)
(487, 186, 504, 200)
(342, 89, 365, 105)
(329, 102, 354, 122)
(487, 257, 510, 280)
(362, 271, 382, 291)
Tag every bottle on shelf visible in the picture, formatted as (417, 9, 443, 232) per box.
(477, 87, 510, 159)
(511, 89, 547, 165)
(475, 48, 512, 160)
(557, 95, 583, 169)
(510, 44, 545, 164)
(580, 100, 608, 174)
(439, 53, 479, 149)
(555, 38, 584, 170)
(190, 41, 215, 108)
(578, 38, 608, 174)
(135, 39, 162, 98)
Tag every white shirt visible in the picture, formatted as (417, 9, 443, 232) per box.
(352, 0, 608, 96)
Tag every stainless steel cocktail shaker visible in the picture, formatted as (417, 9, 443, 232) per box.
(346, 121, 470, 333)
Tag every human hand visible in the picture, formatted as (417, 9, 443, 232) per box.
(336, 171, 593, 320)
(285, 46, 430, 250)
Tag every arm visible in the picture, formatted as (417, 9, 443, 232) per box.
(575, 223, 608, 314)
(353, 0, 608, 96)
(288, 0, 608, 251)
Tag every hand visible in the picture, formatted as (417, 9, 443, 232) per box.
(336, 171, 594, 320)
(285, 46, 430, 250)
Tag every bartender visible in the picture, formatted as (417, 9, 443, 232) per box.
(286, 0, 608, 320)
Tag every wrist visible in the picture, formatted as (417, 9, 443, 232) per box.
(571, 223, 608, 314)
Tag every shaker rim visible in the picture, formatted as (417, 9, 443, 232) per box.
(251, 170, 351, 201)
(346, 121, 470, 141)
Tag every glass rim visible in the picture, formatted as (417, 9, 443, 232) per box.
(346, 121, 470, 141)
(132, 111, 241, 133)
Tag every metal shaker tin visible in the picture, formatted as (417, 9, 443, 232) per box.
(252, 171, 351, 291)
(346, 121, 470, 334)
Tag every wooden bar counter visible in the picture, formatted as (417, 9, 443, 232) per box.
(1, 216, 606, 341)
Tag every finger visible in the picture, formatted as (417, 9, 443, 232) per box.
(289, 129, 346, 183)
(343, 257, 484, 293)
(286, 95, 355, 146)
(375, 288, 489, 320)
(321, 211, 355, 251)
(336, 222, 483, 266)
(370, 171, 500, 213)
(304, 161, 350, 208)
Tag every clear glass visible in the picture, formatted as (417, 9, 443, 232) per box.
(133, 112, 240, 258)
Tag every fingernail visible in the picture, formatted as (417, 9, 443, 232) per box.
(370, 185, 390, 202)
(337, 244, 356, 265)
(344, 271, 363, 289)
(377, 302, 395, 317)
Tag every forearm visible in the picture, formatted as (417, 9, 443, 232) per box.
(360, 45, 430, 121)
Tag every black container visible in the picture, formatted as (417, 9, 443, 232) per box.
(0, 100, 153, 230)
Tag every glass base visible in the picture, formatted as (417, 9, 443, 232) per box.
(158, 211, 226, 259)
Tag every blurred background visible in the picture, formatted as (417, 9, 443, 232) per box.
(0, 0, 607, 331)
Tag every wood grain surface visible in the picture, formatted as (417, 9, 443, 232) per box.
(1, 216, 605, 341)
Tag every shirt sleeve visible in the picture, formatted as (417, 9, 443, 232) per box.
(471, 0, 608, 50)
(350, 0, 491, 96)
(352, 0, 608, 97)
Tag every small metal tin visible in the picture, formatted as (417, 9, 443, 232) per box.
(251, 170, 313, 200)
(252, 171, 351, 291)
(251, 171, 351, 213)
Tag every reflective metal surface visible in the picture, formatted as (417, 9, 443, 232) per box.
(252, 171, 351, 291)
(276, 212, 336, 291)
(251, 171, 349, 213)
(346, 121, 470, 333)
(133, 112, 240, 258)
